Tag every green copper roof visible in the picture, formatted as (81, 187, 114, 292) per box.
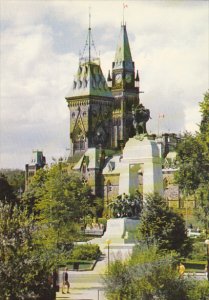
(66, 59, 112, 99)
(114, 25, 133, 70)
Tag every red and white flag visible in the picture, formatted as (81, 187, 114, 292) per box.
(123, 3, 128, 8)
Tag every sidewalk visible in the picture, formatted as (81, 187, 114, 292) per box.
(55, 219, 136, 300)
(56, 286, 105, 300)
(56, 242, 134, 299)
(56, 248, 108, 299)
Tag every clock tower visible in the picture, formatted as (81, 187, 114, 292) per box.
(108, 24, 140, 148)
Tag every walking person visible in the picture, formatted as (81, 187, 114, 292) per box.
(62, 267, 70, 294)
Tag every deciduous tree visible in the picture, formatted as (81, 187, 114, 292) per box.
(104, 244, 209, 300)
(0, 203, 54, 299)
(176, 92, 209, 233)
(138, 194, 191, 256)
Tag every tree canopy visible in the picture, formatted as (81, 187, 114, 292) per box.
(0, 203, 54, 299)
(104, 244, 209, 300)
(175, 92, 209, 232)
(23, 162, 102, 250)
(138, 194, 191, 256)
(0, 169, 25, 196)
(0, 173, 17, 205)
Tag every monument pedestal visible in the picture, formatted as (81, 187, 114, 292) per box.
(98, 217, 140, 244)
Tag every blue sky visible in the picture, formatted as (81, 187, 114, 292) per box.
(0, 1, 208, 169)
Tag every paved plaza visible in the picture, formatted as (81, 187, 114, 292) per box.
(56, 218, 206, 299)
(56, 236, 134, 300)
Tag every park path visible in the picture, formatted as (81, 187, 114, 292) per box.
(56, 242, 134, 300)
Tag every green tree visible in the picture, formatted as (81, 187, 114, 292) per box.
(23, 168, 47, 214)
(24, 163, 96, 252)
(138, 194, 191, 256)
(0, 169, 25, 197)
(104, 244, 209, 300)
(0, 173, 17, 205)
(199, 91, 209, 136)
(36, 164, 84, 247)
(0, 203, 54, 300)
(175, 133, 204, 194)
(176, 92, 209, 234)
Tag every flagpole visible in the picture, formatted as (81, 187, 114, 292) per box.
(158, 114, 165, 137)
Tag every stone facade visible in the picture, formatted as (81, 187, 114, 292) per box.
(64, 24, 188, 208)
(25, 150, 46, 190)
(66, 25, 140, 156)
(25, 24, 195, 210)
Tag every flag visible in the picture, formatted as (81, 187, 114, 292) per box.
(123, 4, 128, 8)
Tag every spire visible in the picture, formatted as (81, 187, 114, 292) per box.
(66, 9, 112, 99)
(135, 70, 139, 81)
(114, 24, 133, 70)
(80, 7, 98, 65)
(88, 6, 91, 63)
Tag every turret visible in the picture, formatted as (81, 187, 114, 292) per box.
(65, 16, 113, 156)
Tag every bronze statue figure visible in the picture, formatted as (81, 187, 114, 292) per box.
(132, 103, 151, 135)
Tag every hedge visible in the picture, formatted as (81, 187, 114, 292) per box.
(70, 244, 101, 261)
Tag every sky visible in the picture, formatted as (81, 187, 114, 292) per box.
(0, 0, 208, 170)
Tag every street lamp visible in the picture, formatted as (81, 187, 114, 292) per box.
(106, 181, 112, 218)
(204, 239, 209, 281)
(106, 239, 111, 273)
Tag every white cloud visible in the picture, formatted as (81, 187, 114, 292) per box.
(0, 0, 208, 169)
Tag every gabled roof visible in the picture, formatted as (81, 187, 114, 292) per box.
(114, 25, 133, 70)
(66, 60, 112, 99)
(73, 148, 101, 171)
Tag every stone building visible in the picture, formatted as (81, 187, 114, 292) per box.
(65, 22, 143, 200)
(66, 23, 158, 204)
(66, 24, 140, 156)
(25, 150, 46, 190)
(25, 22, 188, 209)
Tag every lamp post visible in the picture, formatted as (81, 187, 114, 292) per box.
(106, 239, 111, 273)
(106, 181, 112, 218)
(205, 239, 209, 281)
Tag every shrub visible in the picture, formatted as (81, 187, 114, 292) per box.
(104, 244, 209, 300)
(98, 218, 107, 227)
(70, 244, 101, 261)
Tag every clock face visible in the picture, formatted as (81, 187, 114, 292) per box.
(125, 73, 132, 83)
(115, 73, 122, 84)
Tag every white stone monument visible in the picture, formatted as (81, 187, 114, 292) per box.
(119, 136, 163, 199)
